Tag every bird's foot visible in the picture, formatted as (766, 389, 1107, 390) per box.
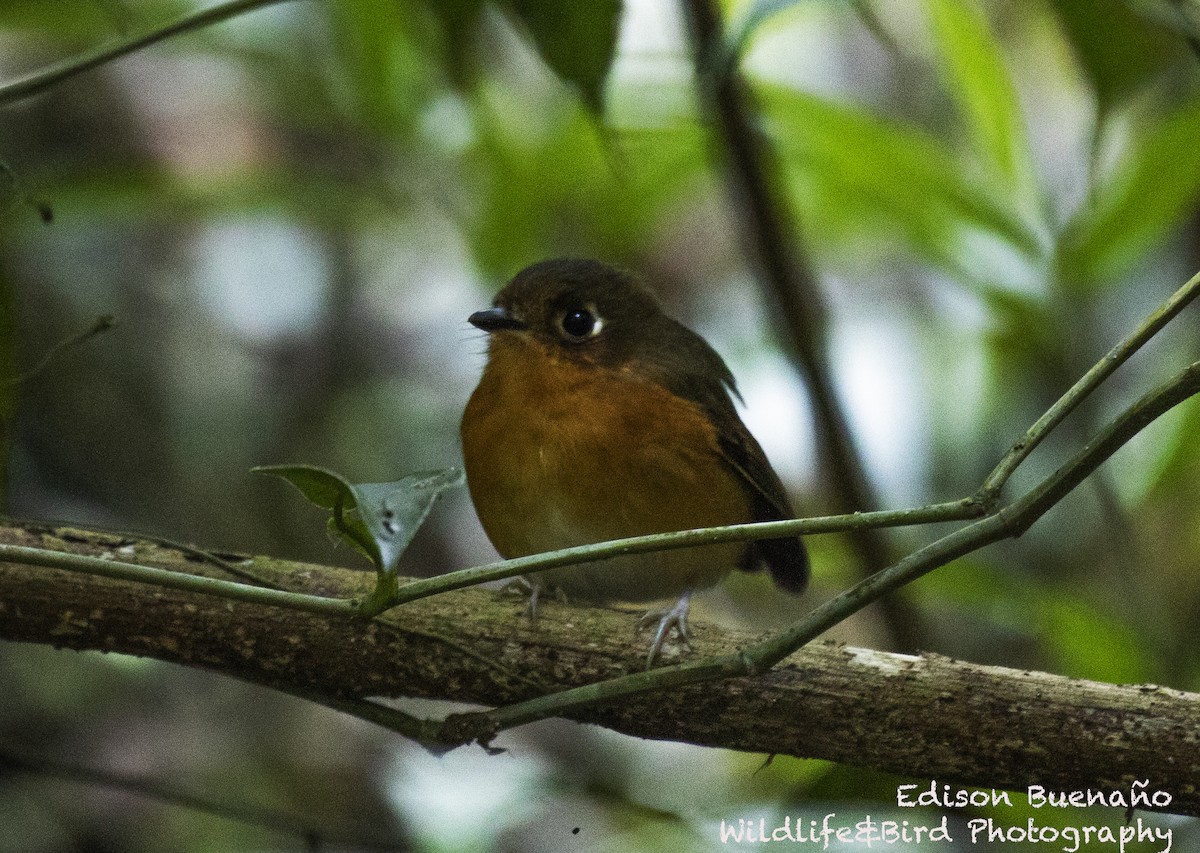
(637, 591, 693, 668)
(498, 577, 565, 628)
(498, 577, 542, 627)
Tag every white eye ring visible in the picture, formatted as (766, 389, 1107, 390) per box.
(558, 305, 603, 341)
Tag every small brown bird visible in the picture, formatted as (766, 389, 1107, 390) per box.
(460, 259, 808, 663)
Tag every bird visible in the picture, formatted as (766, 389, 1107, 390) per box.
(460, 258, 808, 665)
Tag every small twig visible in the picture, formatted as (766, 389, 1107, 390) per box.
(0, 541, 356, 616)
(384, 499, 982, 608)
(0, 520, 548, 696)
(0, 501, 977, 624)
(980, 266, 1200, 500)
(759, 359, 1200, 668)
(0, 0, 301, 107)
(273, 690, 444, 748)
(2, 316, 117, 389)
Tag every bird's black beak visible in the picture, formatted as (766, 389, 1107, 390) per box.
(468, 305, 526, 332)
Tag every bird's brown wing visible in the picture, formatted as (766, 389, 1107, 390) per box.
(706, 385, 810, 594)
(647, 323, 810, 594)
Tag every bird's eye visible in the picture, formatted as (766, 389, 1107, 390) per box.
(559, 307, 601, 341)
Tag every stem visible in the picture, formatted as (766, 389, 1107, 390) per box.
(386, 498, 982, 607)
(981, 268, 1200, 499)
(1004, 360, 1200, 534)
(0, 0, 302, 107)
(0, 500, 978, 622)
(279, 689, 442, 746)
(0, 542, 355, 616)
(2, 316, 117, 388)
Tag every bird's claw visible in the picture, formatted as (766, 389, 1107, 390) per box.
(637, 592, 693, 668)
(498, 577, 566, 628)
(498, 577, 542, 627)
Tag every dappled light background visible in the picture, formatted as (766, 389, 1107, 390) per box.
(2, 0, 1199, 850)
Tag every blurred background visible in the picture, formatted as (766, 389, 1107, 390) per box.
(2, 0, 1199, 849)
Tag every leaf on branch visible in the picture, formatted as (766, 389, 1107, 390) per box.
(758, 85, 1043, 282)
(1060, 94, 1200, 284)
(251, 465, 464, 577)
(923, 0, 1036, 204)
(500, 0, 622, 114)
(724, 0, 816, 65)
(1054, 0, 1189, 110)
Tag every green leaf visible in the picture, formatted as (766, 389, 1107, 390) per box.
(759, 85, 1043, 281)
(254, 464, 355, 511)
(252, 465, 379, 562)
(502, 0, 622, 113)
(428, 0, 488, 90)
(1054, 0, 1182, 112)
(253, 464, 464, 576)
(725, 0, 815, 64)
(326, 0, 432, 136)
(350, 469, 465, 576)
(924, 0, 1035, 200)
(1060, 94, 1200, 284)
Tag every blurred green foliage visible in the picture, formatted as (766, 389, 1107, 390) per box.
(1, 0, 1199, 850)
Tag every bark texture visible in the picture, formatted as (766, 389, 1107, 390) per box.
(1, 521, 1197, 815)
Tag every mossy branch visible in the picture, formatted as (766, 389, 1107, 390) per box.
(0, 267, 1197, 776)
(2, 522, 1198, 815)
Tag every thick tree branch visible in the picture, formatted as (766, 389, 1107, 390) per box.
(1, 522, 1197, 816)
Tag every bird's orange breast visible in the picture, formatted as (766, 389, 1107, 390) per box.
(461, 333, 752, 603)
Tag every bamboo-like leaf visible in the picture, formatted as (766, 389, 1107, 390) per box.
(503, 0, 622, 113)
(759, 85, 1043, 278)
(1053, 0, 1181, 111)
(924, 0, 1036, 201)
(1061, 95, 1200, 284)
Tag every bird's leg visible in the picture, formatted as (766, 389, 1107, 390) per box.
(498, 577, 567, 628)
(638, 590, 693, 668)
(498, 576, 543, 627)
